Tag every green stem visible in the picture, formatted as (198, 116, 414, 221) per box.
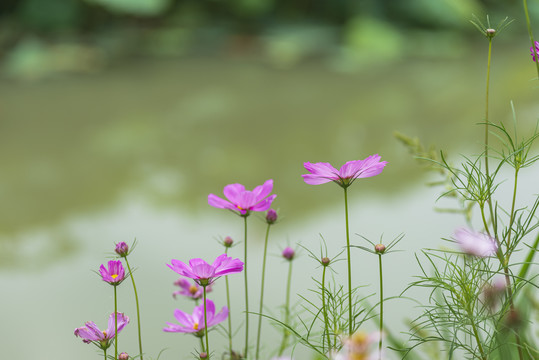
(523, 0, 539, 77)
(343, 187, 353, 335)
(506, 169, 520, 257)
(124, 257, 143, 360)
(378, 254, 384, 360)
(321, 264, 332, 352)
(517, 232, 539, 281)
(470, 314, 487, 360)
(203, 286, 210, 358)
(243, 215, 250, 357)
(255, 223, 271, 359)
(224, 248, 233, 357)
(200, 336, 206, 353)
(104, 348, 107, 360)
(114, 285, 118, 360)
(278, 260, 293, 356)
(485, 36, 497, 237)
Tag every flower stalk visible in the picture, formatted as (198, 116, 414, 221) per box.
(124, 256, 144, 360)
(243, 215, 250, 358)
(343, 186, 353, 335)
(255, 221, 273, 359)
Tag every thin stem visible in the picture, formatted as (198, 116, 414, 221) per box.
(485, 36, 497, 235)
(506, 169, 520, 257)
(203, 286, 210, 358)
(124, 257, 143, 360)
(278, 261, 293, 356)
(114, 285, 118, 360)
(470, 314, 487, 360)
(517, 232, 539, 281)
(378, 254, 384, 360)
(523, 0, 539, 77)
(104, 348, 107, 360)
(255, 223, 271, 359)
(243, 215, 250, 357)
(224, 248, 233, 356)
(343, 187, 353, 335)
(321, 265, 332, 352)
(200, 336, 206, 353)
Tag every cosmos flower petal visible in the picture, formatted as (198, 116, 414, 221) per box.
(210, 306, 229, 326)
(302, 173, 334, 185)
(209, 180, 276, 215)
(454, 227, 498, 257)
(207, 194, 236, 211)
(173, 308, 195, 327)
(168, 254, 243, 284)
(252, 179, 274, 200)
(250, 195, 277, 212)
(223, 183, 246, 203)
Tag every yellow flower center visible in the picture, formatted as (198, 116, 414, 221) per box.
(102, 331, 107, 337)
(111, 274, 118, 279)
(193, 322, 199, 330)
(189, 285, 198, 294)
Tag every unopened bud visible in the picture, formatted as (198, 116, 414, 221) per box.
(200, 352, 208, 359)
(374, 244, 386, 254)
(224, 236, 234, 248)
(119, 353, 129, 360)
(486, 28, 496, 38)
(321, 257, 330, 266)
(266, 209, 278, 224)
(282, 247, 295, 261)
(115, 242, 129, 257)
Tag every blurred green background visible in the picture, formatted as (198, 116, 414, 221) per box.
(1, 1, 539, 359)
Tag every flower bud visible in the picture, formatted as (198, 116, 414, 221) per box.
(282, 247, 295, 261)
(119, 352, 129, 360)
(115, 242, 129, 257)
(321, 257, 330, 266)
(374, 244, 386, 254)
(486, 28, 496, 37)
(224, 236, 234, 248)
(200, 352, 208, 359)
(266, 209, 278, 224)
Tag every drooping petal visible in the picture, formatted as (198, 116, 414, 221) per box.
(302, 173, 334, 185)
(168, 259, 196, 278)
(74, 322, 103, 341)
(208, 194, 236, 211)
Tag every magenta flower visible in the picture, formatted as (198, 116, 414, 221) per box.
(531, 41, 539, 62)
(74, 312, 130, 349)
(167, 254, 244, 286)
(99, 260, 126, 285)
(454, 227, 498, 257)
(163, 299, 228, 334)
(115, 242, 129, 257)
(302, 155, 387, 188)
(208, 179, 277, 216)
(173, 278, 213, 299)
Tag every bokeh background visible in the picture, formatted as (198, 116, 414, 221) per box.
(1, 0, 538, 359)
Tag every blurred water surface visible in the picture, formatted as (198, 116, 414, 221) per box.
(1, 44, 538, 359)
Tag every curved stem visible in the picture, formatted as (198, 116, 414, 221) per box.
(203, 286, 210, 358)
(378, 254, 384, 360)
(321, 265, 332, 352)
(243, 215, 250, 357)
(278, 261, 293, 356)
(255, 223, 271, 359)
(343, 187, 353, 335)
(224, 248, 233, 356)
(124, 257, 143, 360)
(523, 0, 539, 77)
(114, 285, 118, 360)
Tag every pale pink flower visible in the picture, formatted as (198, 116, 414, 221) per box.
(163, 299, 228, 334)
(74, 312, 129, 349)
(173, 278, 212, 299)
(167, 254, 244, 286)
(302, 155, 387, 188)
(208, 179, 276, 216)
(454, 227, 498, 257)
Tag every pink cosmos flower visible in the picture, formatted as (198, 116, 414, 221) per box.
(74, 312, 130, 349)
(99, 260, 125, 285)
(167, 254, 244, 286)
(208, 179, 277, 216)
(531, 41, 539, 62)
(173, 278, 213, 299)
(163, 299, 228, 334)
(302, 155, 387, 188)
(454, 227, 498, 257)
